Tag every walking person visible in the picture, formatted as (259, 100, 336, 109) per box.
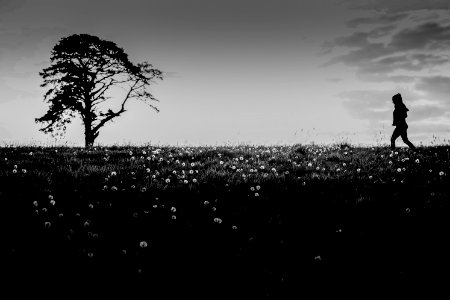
(391, 93, 417, 151)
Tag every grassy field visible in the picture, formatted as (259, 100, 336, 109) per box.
(1, 143, 449, 296)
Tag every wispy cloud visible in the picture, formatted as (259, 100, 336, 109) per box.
(339, 0, 450, 13)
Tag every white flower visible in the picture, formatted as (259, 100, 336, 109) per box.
(22, 169, 27, 174)
(232, 225, 238, 230)
(239, 156, 244, 161)
(33, 201, 38, 207)
(50, 200, 56, 206)
(357, 168, 361, 173)
(111, 186, 118, 191)
(260, 165, 265, 170)
(439, 171, 445, 176)
(191, 162, 195, 167)
(415, 159, 420, 163)
(192, 178, 197, 183)
(255, 192, 259, 197)
(171, 207, 176, 213)
(389, 161, 392, 165)
(256, 185, 260, 190)
(219, 161, 224, 165)
(307, 163, 312, 167)
(165, 178, 170, 184)
(397, 168, 401, 172)
(250, 187, 255, 191)
(111, 171, 117, 176)
(14, 164, 18, 169)
(184, 180, 188, 184)
(139, 241, 148, 248)
(189, 170, 194, 174)
(12, 169, 17, 174)
(214, 217, 222, 224)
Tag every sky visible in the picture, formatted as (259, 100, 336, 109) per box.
(1, 0, 450, 146)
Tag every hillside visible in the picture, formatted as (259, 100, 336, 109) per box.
(1, 144, 449, 296)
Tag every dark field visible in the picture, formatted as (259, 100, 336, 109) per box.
(1, 144, 449, 296)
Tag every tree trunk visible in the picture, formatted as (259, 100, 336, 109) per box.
(84, 116, 95, 148)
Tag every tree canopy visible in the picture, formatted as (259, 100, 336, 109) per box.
(36, 33, 163, 147)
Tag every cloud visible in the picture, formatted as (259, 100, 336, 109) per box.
(324, 21, 450, 81)
(390, 22, 450, 51)
(415, 76, 450, 104)
(346, 12, 409, 28)
(339, 0, 450, 13)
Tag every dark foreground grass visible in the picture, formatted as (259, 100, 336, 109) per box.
(1, 144, 449, 296)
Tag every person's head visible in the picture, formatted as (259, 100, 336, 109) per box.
(392, 93, 403, 105)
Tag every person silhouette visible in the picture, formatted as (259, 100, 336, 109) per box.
(391, 93, 416, 151)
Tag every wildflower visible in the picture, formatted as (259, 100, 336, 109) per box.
(381, 155, 384, 158)
(368, 175, 373, 179)
(219, 161, 224, 165)
(131, 171, 135, 176)
(12, 169, 17, 174)
(397, 168, 402, 173)
(342, 163, 346, 167)
(232, 225, 238, 230)
(189, 170, 194, 174)
(29, 152, 33, 156)
(14, 164, 18, 169)
(33, 201, 38, 207)
(171, 207, 176, 213)
(131, 185, 136, 189)
(140, 187, 147, 193)
(239, 156, 244, 161)
(103, 185, 108, 190)
(439, 171, 445, 176)
(22, 169, 27, 174)
(165, 179, 170, 184)
(50, 200, 56, 206)
(389, 161, 392, 165)
(184, 180, 188, 184)
(192, 178, 197, 183)
(415, 159, 420, 163)
(129, 151, 133, 156)
(357, 168, 361, 173)
(111, 171, 117, 176)
(83, 221, 90, 228)
(272, 168, 277, 172)
(429, 169, 432, 173)
(111, 186, 118, 191)
(88, 203, 94, 209)
(307, 163, 312, 167)
(255, 193, 259, 197)
(139, 241, 148, 248)
(231, 166, 236, 170)
(260, 165, 265, 170)
(214, 217, 222, 224)
(4, 158, 7, 161)
(336, 168, 340, 172)
(256, 185, 261, 190)
(191, 162, 195, 167)
(250, 187, 255, 191)
(171, 215, 177, 220)
(131, 156, 135, 160)
(44, 221, 51, 229)
(204, 200, 210, 205)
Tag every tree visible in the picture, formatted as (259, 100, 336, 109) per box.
(36, 33, 163, 148)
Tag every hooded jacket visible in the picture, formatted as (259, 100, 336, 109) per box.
(393, 103, 408, 126)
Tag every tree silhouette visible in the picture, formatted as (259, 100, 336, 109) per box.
(36, 34, 163, 148)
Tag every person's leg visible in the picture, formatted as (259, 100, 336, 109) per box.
(400, 127, 416, 151)
(391, 127, 401, 150)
